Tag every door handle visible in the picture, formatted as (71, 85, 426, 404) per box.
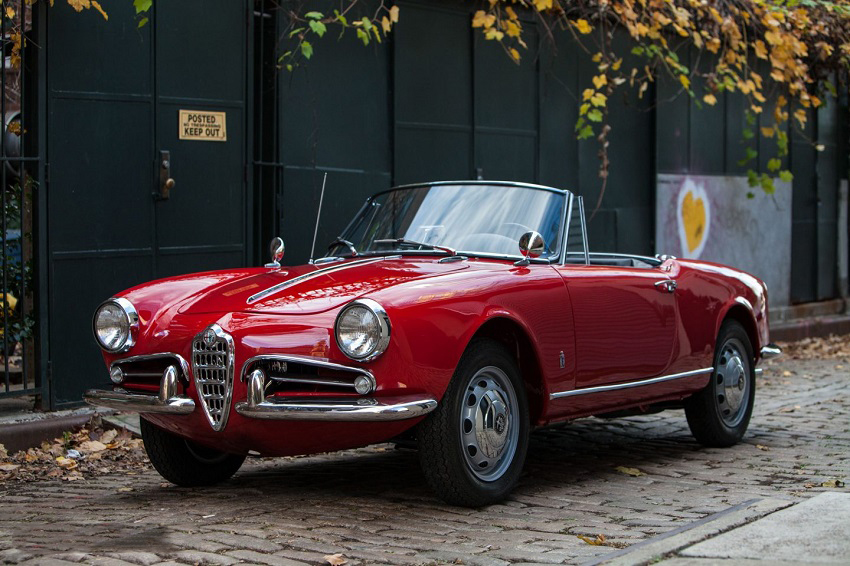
(654, 280, 677, 293)
(157, 150, 175, 200)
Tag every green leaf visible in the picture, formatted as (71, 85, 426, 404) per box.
(738, 147, 758, 167)
(300, 41, 313, 60)
(361, 17, 373, 31)
(742, 128, 754, 140)
(289, 27, 305, 38)
(133, 0, 152, 15)
(334, 10, 348, 26)
(747, 169, 759, 186)
(309, 20, 327, 37)
(577, 125, 594, 140)
(305, 11, 324, 20)
(137, 16, 148, 28)
(767, 158, 781, 172)
(779, 170, 794, 182)
(587, 109, 603, 122)
(760, 173, 774, 193)
(356, 28, 370, 46)
(747, 192, 755, 199)
(745, 111, 756, 126)
(631, 46, 645, 56)
(574, 117, 586, 131)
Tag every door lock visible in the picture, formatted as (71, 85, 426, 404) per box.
(157, 150, 175, 200)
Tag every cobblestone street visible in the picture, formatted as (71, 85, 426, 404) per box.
(1, 357, 848, 566)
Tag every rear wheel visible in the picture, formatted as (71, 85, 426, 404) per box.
(418, 339, 529, 507)
(685, 320, 755, 447)
(141, 418, 246, 486)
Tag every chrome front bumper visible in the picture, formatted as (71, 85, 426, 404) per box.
(234, 395, 438, 421)
(760, 343, 782, 360)
(85, 364, 437, 422)
(83, 388, 196, 414)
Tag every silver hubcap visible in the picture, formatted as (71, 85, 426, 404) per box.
(715, 339, 750, 427)
(459, 366, 519, 481)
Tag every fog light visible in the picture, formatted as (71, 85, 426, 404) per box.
(109, 366, 124, 384)
(354, 375, 374, 395)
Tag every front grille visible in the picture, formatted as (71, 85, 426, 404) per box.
(192, 325, 234, 431)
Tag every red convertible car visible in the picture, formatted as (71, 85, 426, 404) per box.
(85, 181, 779, 506)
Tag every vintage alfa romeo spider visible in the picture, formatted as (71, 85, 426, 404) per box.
(85, 181, 779, 506)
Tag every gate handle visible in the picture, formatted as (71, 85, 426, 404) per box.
(158, 150, 175, 200)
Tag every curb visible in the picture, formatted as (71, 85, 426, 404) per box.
(771, 314, 850, 342)
(581, 498, 793, 566)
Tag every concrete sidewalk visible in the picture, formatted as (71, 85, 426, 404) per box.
(592, 492, 850, 565)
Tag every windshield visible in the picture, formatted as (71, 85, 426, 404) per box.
(332, 183, 566, 260)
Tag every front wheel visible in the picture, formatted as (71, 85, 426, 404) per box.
(685, 320, 755, 447)
(418, 339, 529, 507)
(141, 418, 246, 487)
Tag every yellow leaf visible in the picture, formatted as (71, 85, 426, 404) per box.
(324, 554, 348, 566)
(590, 92, 607, 107)
(505, 19, 521, 38)
(703, 93, 717, 106)
(615, 466, 646, 477)
(533, 0, 553, 11)
(577, 534, 607, 546)
(66, 0, 91, 13)
(582, 88, 594, 101)
(754, 40, 768, 59)
(389, 5, 399, 23)
(472, 10, 492, 28)
(751, 105, 763, 114)
(679, 74, 690, 89)
(5, 6, 14, 18)
(592, 52, 603, 63)
(761, 127, 775, 138)
(509, 48, 520, 62)
(91, 0, 107, 20)
(794, 108, 807, 128)
(573, 18, 592, 34)
(821, 479, 844, 488)
(381, 16, 391, 34)
(592, 74, 607, 89)
(484, 28, 504, 41)
(611, 58, 622, 71)
(579, 103, 590, 115)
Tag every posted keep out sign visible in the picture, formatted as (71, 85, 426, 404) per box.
(179, 110, 227, 142)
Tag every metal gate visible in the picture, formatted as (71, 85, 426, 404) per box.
(44, 0, 252, 407)
(1, 0, 39, 403)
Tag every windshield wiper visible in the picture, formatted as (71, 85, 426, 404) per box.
(373, 238, 456, 256)
(328, 238, 358, 257)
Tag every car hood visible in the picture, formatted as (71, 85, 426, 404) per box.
(178, 256, 469, 315)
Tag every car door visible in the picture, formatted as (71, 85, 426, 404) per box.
(555, 263, 678, 389)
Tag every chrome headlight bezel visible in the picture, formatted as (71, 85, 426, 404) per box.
(334, 298, 391, 362)
(92, 297, 139, 353)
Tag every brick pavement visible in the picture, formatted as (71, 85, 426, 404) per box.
(1, 358, 848, 566)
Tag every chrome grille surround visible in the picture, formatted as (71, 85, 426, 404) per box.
(192, 324, 235, 431)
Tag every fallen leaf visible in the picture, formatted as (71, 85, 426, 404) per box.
(756, 444, 770, 451)
(0, 463, 19, 472)
(782, 370, 793, 377)
(117, 487, 134, 493)
(79, 440, 107, 453)
(577, 534, 607, 546)
(804, 483, 816, 488)
(55, 456, 78, 470)
(324, 554, 347, 565)
(100, 429, 118, 444)
(822, 479, 845, 488)
(0, 443, 6, 458)
(615, 466, 646, 477)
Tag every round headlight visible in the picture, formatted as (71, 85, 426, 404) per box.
(335, 299, 391, 361)
(93, 298, 138, 353)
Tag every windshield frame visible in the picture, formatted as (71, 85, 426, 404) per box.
(329, 181, 575, 264)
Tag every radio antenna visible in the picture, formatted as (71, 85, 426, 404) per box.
(308, 172, 328, 264)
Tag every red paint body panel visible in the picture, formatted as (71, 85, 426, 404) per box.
(98, 251, 770, 457)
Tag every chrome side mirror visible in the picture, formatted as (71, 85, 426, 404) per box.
(265, 237, 285, 268)
(515, 231, 545, 266)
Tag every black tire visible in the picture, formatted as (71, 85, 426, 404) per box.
(685, 320, 755, 447)
(140, 418, 246, 487)
(418, 339, 529, 507)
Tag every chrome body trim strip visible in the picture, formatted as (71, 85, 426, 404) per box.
(234, 395, 438, 421)
(246, 257, 392, 304)
(760, 344, 782, 360)
(110, 352, 190, 382)
(240, 354, 375, 382)
(83, 388, 195, 414)
(549, 367, 715, 400)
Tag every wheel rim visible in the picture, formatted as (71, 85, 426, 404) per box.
(458, 366, 519, 482)
(715, 338, 750, 427)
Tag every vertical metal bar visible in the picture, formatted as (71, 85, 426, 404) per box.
(579, 196, 590, 265)
(36, 0, 50, 407)
(2, 0, 10, 391)
(20, 0, 29, 392)
(559, 193, 574, 264)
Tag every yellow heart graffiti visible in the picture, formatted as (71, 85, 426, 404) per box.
(681, 190, 707, 254)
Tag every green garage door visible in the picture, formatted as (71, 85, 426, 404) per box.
(45, 0, 251, 407)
